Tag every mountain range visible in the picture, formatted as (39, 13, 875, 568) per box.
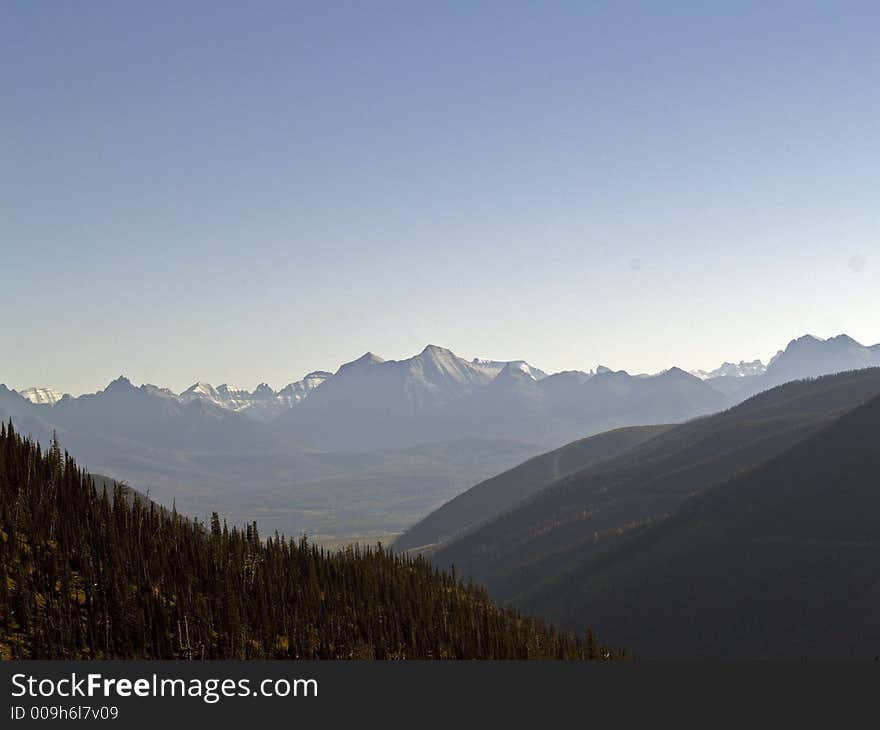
(16, 335, 879, 428)
(176, 371, 333, 421)
(3, 333, 879, 540)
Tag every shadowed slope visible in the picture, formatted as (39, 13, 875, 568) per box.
(432, 369, 880, 605)
(523, 391, 880, 658)
(395, 424, 672, 553)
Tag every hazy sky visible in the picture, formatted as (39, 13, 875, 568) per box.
(3, 1, 879, 394)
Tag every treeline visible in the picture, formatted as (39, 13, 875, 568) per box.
(0, 422, 617, 659)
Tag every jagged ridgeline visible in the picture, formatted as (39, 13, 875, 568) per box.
(0, 422, 616, 660)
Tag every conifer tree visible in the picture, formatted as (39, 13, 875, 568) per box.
(0, 424, 619, 660)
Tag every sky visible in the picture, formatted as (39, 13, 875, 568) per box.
(3, 1, 879, 395)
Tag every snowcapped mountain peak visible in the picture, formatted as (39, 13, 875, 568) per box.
(181, 382, 220, 399)
(690, 360, 766, 380)
(402, 345, 493, 388)
(210, 384, 256, 411)
(17, 387, 64, 405)
(216, 384, 247, 396)
(175, 376, 327, 420)
(471, 358, 548, 381)
(494, 362, 540, 382)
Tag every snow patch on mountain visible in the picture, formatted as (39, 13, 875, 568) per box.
(472, 358, 548, 380)
(177, 371, 334, 420)
(691, 360, 766, 380)
(17, 387, 64, 405)
(141, 384, 177, 399)
(278, 372, 333, 405)
(179, 382, 222, 405)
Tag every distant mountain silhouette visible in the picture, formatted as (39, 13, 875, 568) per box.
(764, 333, 878, 383)
(41, 375, 265, 453)
(703, 334, 880, 401)
(278, 347, 726, 450)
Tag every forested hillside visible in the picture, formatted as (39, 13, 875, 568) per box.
(524, 391, 880, 658)
(0, 422, 613, 660)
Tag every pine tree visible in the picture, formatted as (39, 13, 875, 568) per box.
(0, 424, 622, 660)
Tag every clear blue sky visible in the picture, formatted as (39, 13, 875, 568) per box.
(3, 1, 878, 394)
